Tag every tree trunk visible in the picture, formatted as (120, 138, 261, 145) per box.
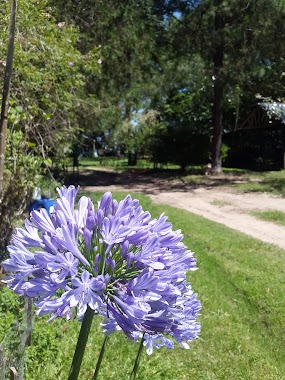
(211, 0, 224, 175)
(0, 0, 17, 195)
(128, 151, 137, 166)
(211, 75, 224, 174)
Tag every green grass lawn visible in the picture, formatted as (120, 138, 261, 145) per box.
(251, 209, 285, 226)
(76, 157, 182, 171)
(232, 170, 285, 196)
(181, 169, 285, 196)
(1, 192, 285, 379)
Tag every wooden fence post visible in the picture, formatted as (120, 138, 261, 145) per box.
(16, 298, 33, 380)
(9, 367, 17, 380)
(0, 344, 6, 380)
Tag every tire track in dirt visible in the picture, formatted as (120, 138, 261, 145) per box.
(76, 169, 285, 250)
(149, 190, 285, 250)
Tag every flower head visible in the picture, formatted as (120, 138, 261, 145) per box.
(2, 186, 201, 353)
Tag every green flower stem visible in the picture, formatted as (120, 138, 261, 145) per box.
(92, 335, 109, 380)
(129, 335, 145, 380)
(68, 306, 95, 380)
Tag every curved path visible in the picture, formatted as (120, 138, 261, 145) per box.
(150, 188, 285, 250)
(73, 168, 285, 250)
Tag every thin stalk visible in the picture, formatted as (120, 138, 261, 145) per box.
(68, 306, 95, 380)
(0, 0, 17, 195)
(92, 335, 109, 380)
(129, 335, 145, 380)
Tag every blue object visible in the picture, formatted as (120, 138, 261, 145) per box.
(29, 199, 55, 215)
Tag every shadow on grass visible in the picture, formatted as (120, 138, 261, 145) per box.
(260, 178, 285, 194)
(234, 176, 285, 196)
(66, 166, 261, 194)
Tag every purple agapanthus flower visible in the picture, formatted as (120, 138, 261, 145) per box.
(2, 186, 201, 353)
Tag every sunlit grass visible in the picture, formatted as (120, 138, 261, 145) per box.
(3, 191, 285, 379)
(210, 200, 233, 207)
(251, 209, 285, 226)
(69, 193, 285, 378)
(77, 157, 181, 171)
(232, 171, 285, 196)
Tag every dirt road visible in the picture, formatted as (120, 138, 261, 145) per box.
(150, 188, 285, 249)
(75, 168, 285, 250)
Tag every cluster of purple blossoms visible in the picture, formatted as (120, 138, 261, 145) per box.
(2, 186, 201, 354)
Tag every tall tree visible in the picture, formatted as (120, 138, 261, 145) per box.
(157, 0, 285, 172)
(49, 0, 167, 143)
(211, 0, 224, 173)
(48, 0, 285, 172)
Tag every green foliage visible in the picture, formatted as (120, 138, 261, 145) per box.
(0, 286, 64, 379)
(114, 110, 165, 158)
(221, 143, 230, 161)
(0, 0, 101, 254)
(0, 0, 101, 174)
(5, 129, 45, 186)
(0, 126, 46, 258)
(49, 0, 161, 142)
(1, 0, 285, 184)
(25, 319, 63, 370)
(0, 287, 25, 378)
(0, 287, 24, 336)
(156, 0, 285, 171)
(9, 0, 100, 159)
